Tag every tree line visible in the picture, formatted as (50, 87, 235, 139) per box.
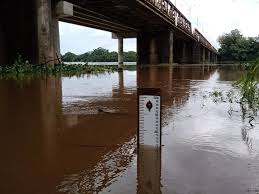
(218, 29, 259, 62)
(62, 47, 136, 62)
(62, 30, 259, 63)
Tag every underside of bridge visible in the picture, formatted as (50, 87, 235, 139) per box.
(0, 0, 217, 65)
(0, 0, 37, 64)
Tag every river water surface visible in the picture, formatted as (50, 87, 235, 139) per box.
(1, 65, 259, 194)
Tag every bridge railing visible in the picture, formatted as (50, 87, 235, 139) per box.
(193, 29, 217, 52)
(144, 0, 192, 34)
(142, 0, 217, 53)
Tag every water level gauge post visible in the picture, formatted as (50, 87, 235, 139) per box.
(137, 88, 162, 148)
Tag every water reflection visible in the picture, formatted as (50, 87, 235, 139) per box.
(118, 71, 124, 93)
(0, 77, 62, 194)
(0, 65, 259, 194)
(137, 146, 161, 194)
(57, 138, 136, 194)
(58, 71, 138, 194)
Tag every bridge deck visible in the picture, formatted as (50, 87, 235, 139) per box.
(61, 0, 195, 40)
(61, 0, 217, 53)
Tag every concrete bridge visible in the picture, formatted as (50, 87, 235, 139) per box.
(0, 0, 217, 65)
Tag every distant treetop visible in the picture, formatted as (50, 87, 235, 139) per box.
(218, 29, 259, 63)
(62, 47, 136, 62)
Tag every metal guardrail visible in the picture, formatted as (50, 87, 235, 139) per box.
(143, 0, 192, 34)
(142, 0, 217, 53)
(193, 29, 217, 52)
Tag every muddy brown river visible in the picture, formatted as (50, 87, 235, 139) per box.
(0, 65, 259, 194)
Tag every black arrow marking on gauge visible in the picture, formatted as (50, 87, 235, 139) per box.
(146, 101, 153, 112)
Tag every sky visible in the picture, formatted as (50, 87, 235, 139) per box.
(59, 0, 259, 54)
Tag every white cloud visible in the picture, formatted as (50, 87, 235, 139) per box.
(60, 0, 259, 53)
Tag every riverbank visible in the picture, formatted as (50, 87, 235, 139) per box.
(64, 62, 136, 66)
(0, 63, 119, 79)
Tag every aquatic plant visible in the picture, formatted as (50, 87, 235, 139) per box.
(208, 59, 259, 126)
(236, 59, 259, 109)
(0, 55, 117, 80)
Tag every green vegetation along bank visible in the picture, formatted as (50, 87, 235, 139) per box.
(0, 56, 117, 79)
(215, 29, 259, 121)
(62, 47, 136, 62)
(218, 29, 259, 63)
(207, 59, 259, 126)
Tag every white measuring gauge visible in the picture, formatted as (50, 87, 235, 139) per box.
(138, 91, 161, 147)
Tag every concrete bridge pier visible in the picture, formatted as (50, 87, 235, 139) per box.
(118, 71, 124, 93)
(192, 43, 201, 64)
(211, 53, 217, 63)
(52, 1, 61, 64)
(205, 48, 209, 64)
(187, 43, 194, 64)
(37, 0, 61, 64)
(118, 37, 124, 71)
(208, 51, 211, 63)
(169, 32, 174, 64)
(210, 52, 214, 63)
(179, 41, 193, 64)
(37, 0, 54, 64)
(202, 47, 206, 64)
(1, 0, 61, 65)
(137, 30, 174, 65)
(149, 37, 159, 65)
(180, 42, 188, 64)
(212, 53, 216, 63)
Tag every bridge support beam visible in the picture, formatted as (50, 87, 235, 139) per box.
(37, 0, 60, 64)
(36, 0, 53, 64)
(205, 49, 209, 63)
(52, 1, 61, 64)
(202, 47, 206, 64)
(169, 32, 174, 64)
(192, 43, 201, 64)
(212, 53, 218, 63)
(137, 30, 173, 65)
(208, 51, 211, 63)
(118, 37, 124, 71)
(179, 41, 194, 64)
(180, 42, 187, 64)
(149, 37, 158, 64)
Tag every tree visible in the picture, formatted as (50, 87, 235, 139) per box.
(124, 51, 137, 62)
(77, 52, 91, 62)
(62, 52, 78, 62)
(91, 47, 109, 62)
(62, 47, 137, 62)
(218, 29, 259, 62)
(107, 51, 118, 62)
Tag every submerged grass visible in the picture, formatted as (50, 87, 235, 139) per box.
(0, 55, 117, 80)
(208, 59, 259, 126)
(236, 59, 259, 109)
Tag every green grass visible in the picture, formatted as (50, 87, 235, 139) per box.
(0, 56, 117, 80)
(235, 59, 259, 116)
(209, 59, 259, 126)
